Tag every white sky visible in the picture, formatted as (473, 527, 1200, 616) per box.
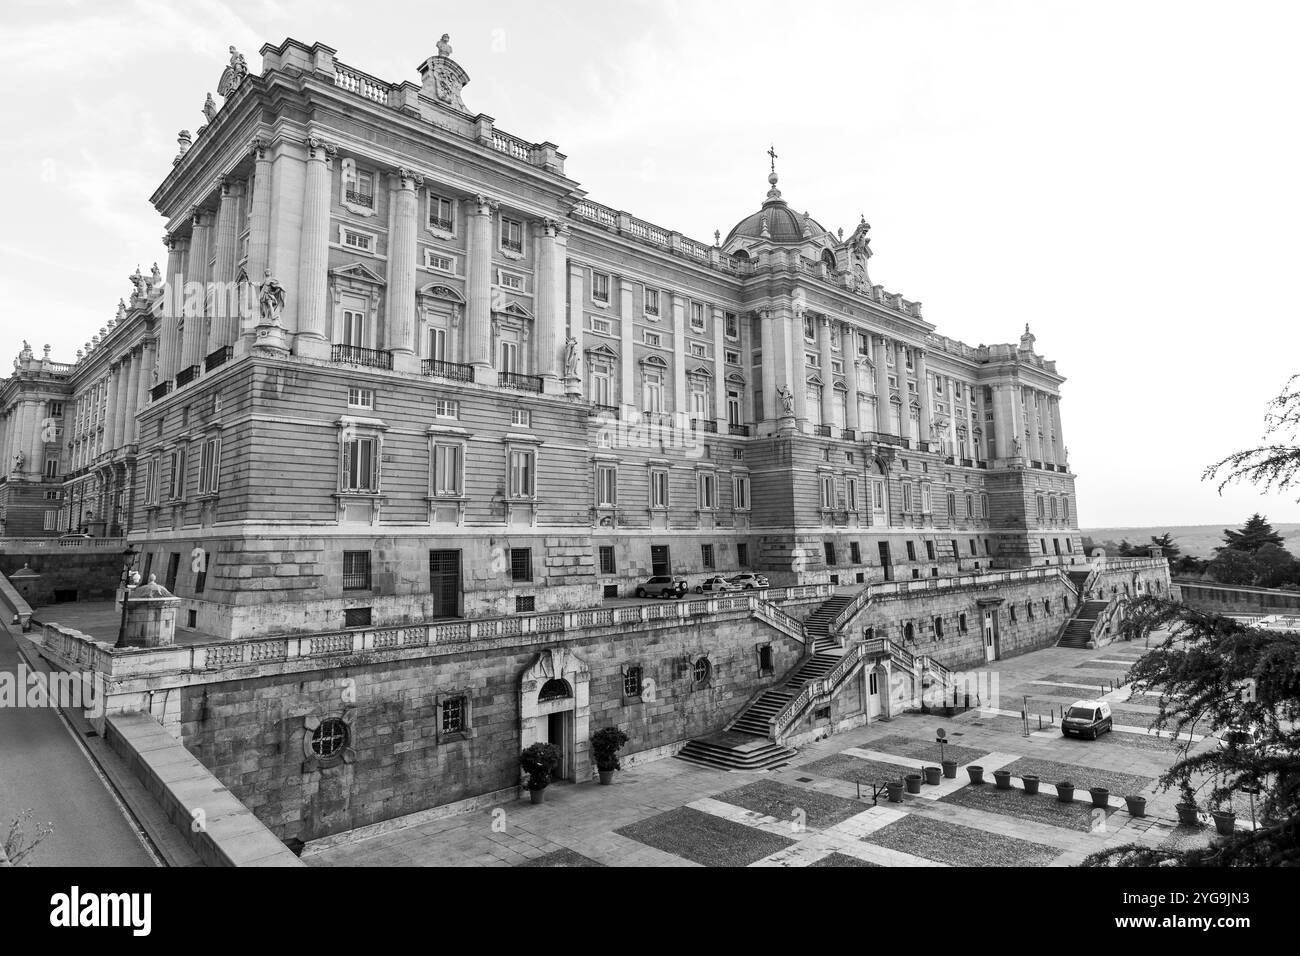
(2, 0, 1297, 528)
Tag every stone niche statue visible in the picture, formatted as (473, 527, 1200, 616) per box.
(258, 270, 285, 325)
(777, 385, 795, 416)
(12, 450, 25, 472)
(563, 335, 579, 379)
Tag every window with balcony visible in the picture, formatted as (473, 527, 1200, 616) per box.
(644, 288, 660, 317)
(500, 216, 524, 254)
(592, 272, 611, 302)
(428, 193, 455, 233)
(690, 302, 706, 332)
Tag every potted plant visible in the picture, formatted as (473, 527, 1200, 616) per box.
(589, 726, 630, 785)
(1175, 782, 1200, 827)
(1022, 773, 1040, 795)
(886, 779, 904, 803)
(1089, 786, 1111, 809)
(520, 742, 560, 804)
(1211, 804, 1237, 836)
(967, 765, 984, 785)
(905, 773, 923, 794)
(993, 769, 1012, 790)
(1055, 780, 1075, 803)
(1125, 795, 1147, 817)
(923, 765, 942, 786)
(941, 759, 958, 779)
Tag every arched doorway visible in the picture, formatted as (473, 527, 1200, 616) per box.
(520, 647, 591, 782)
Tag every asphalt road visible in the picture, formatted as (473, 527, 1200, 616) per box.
(0, 624, 156, 866)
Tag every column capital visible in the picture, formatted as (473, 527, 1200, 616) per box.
(472, 194, 499, 215)
(219, 178, 246, 199)
(189, 206, 209, 229)
(540, 218, 569, 238)
(249, 136, 270, 161)
(304, 135, 338, 163)
(394, 167, 423, 189)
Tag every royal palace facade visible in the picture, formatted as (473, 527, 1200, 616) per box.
(8, 37, 1180, 841)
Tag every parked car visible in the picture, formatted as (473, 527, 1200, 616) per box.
(695, 576, 737, 594)
(1061, 700, 1113, 739)
(1216, 722, 1264, 752)
(727, 572, 770, 590)
(635, 575, 688, 599)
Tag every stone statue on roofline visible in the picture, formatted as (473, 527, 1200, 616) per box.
(203, 92, 217, 123)
(437, 33, 453, 57)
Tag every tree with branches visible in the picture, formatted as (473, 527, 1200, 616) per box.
(1205, 373, 1300, 517)
(1081, 598, 1299, 866)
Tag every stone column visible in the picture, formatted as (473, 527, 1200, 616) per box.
(758, 310, 776, 424)
(209, 178, 244, 353)
(818, 316, 835, 427)
(946, 378, 959, 458)
(786, 308, 806, 425)
(671, 294, 687, 415)
(158, 236, 187, 383)
(842, 325, 861, 432)
(382, 167, 421, 373)
(290, 139, 334, 361)
(242, 140, 273, 348)
(711, 307, 727, 429)
(874, 337, 892, 435)
(1051, 397, 1066, 467)
(103, 366, 120, 454)
(466, 194, 497, 383)
(618, 277, 634, 409)
(1025, 388, 1042, 463)
(124, 346, 144, 445)
(916, 349, 933, 450)
(182, 209, 212, 371)
(534, 219, 565, 390)
(991, 384, 1013, 460)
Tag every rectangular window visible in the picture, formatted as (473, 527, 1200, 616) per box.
(592, 272, 611, 302)
(596, 464, 617, 506)
(846, 478, 858, 512)
(901, 483, 912, 513)
(824, 542, 837, 566)
(690, 302, 706, 331)
(643, 330, 662, 348)
(342, 437, 378, 492)
(516, 595, 536, 613)
(44, 459, 59, 478)
(509, 449, 535, 497)
(701, 544, 715, 569)
(194, 551, 210, 594)
(435, 399, 459, 419)
(342, 228, 373, 252)
(650, 545, 670, 576)
(198, 437, 220, 494)
(432, 442, 462, 496)
(698, 472, 716, 510)
(511, 408, 531, 427)
(49, 401, 63, 417)
(644, 288, 660, 316)
(341, 309, 367, 347)
(428, 194, 455, 232)
(343, 551, 371, 590)
(724, 312, 739, 339)
(441, 696, 466, 734)
(145, 456, 159, 505)
(426, 252, 455, 273)
(167, 447, 186, 500)
(650, 469, 669, 508)
(737, 543, 749, 567)
(599, 545, 616, 575)
(590, 316, 612, 336)
(821, 475, 835, 509)
(921, 483, 932, 514)
(724, 349, 740, 365)
(501, 217, 524, 253)
(498, 270, 525, 291)
(164, 552, 180, 592)
(344, 606, 372, 628)
(732, 475, 750, 511)
(850, 541, 861, 564)
(906, 541, 917, 562)
(690, 342, 707, 358)
(510, 548, 532, 582)
(348, 386, 375, 409)
(925, 540, 936, 561)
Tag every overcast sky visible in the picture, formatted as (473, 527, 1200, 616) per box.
(2, 0, 1297, 528)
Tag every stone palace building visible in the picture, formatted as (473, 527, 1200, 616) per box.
(8, 36, 1172, 843)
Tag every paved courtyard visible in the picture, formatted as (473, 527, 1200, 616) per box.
(306, 634, 1226, 867)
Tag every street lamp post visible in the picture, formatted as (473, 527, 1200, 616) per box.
(114, 545, 139, 649)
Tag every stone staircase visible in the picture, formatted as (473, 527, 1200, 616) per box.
(675, 592, 860, 771)
(1058, 600, 1109, 648)
(1066, 569, 1091, 593)
(804, 594, 853, 652)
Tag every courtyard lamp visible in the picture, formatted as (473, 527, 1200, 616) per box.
(114, 544, 139, 648)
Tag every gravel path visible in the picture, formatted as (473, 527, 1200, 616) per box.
(615, 806, 794, 866)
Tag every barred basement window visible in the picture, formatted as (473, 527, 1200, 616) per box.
(693, 657, 711, 685)
(343, 551, 372, 590)
(441, 696, 466, 734)
(311, 718, 350, 759)
(344, 607, 372, 628)
(623, 666, 643, 698)
(515, 595, 535, 613)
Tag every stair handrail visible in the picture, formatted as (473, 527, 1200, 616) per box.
(769, 641, 872, 739)
(862, 635, 915, 671)
(1051, 609, 1076, 647)
(751, 597, 807, 645)
(723, 683, 779, 733)
(1090, 596, 1127, 645)
(829, 587, 872, 636)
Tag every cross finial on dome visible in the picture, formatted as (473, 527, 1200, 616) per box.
(767, 143, 778, 175)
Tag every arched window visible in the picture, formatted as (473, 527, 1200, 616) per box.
(539, 678, 572, 702)
(903, 621, 915, 642)
(821, 249, 837, 272)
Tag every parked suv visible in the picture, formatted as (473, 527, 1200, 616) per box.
(728, 572, 770, 590)
(695, 576, 737, 594)
(1061, 700, 1113, 739)
(635, 575, 688, 599)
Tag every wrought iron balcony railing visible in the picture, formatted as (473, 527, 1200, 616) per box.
(204, 346, 233, 372)
(728, 423, 751, 437)
(421, 359, 473, 382)
(498, 371, 542, 393)
(175, 364, 200, 388)
(331, 345, 393, 370)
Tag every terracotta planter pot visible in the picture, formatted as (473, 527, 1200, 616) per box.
(1089, 787, 1111, 809)
(941, 760, 958, 779)
(905, 774, 923, 794)
(886, 780, 904, 803)
(923, 766, 942, 786)
(967, 765, 984, 785)
(993, 769, 1012, 790)
(1056, 782, 1075, 803)
(1125, 796, 1147, 818)
(1022, 774, 1040, 795)
(1212, 810, 1237, 836)
(529, 787, 546, 805)
(598, 770, 615, 786)
(1176, 803, 1200, 827)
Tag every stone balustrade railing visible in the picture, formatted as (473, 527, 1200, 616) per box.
(36, 584, 833, 683)
(0, 536, 126, 551)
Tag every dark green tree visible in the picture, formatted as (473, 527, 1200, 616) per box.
(1149, 532, 1181, 560)
(1207, 548, 1259, 586)
(1082, 598, 1300, 867)
(1206, 374, 1300, 505)
(1252, 543, 1300, 589)
(1217, 514, 1286, 554)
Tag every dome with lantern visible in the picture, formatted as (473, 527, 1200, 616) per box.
(725, 170, 830, 246)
